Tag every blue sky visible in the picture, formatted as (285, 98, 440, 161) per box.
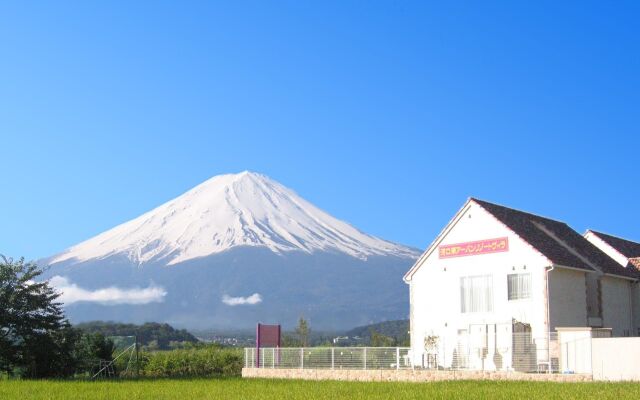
(1, 1, 638, 260)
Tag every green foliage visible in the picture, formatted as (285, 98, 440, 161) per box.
(346, 320, 409, 346)
(0, 256, 69, 377)
(295, 317, 310, 347)
(19, 322, 84, 378)
(0, 255, 120, 378)
(75, 321, 198, 350)
(0, 257, 242, 379)
(73, 333, 116, 376)
(1, 379, 639, 400)
(281, 334, 300, 347)
(132, 345, 242, 378)
(281, 331, 336, 347)
(369, 329, 396, 347)
(85, 333, 116, 361)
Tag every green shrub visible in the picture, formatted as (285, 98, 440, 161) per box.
(132, 345, 242, 378)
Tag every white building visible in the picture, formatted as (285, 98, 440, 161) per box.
(404, 198, 639, 371)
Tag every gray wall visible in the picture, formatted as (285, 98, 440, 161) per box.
(549, 268, 587, 330)
(601, 276, 633, 336)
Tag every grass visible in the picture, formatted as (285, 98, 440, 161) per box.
(1, 378, 639, 400)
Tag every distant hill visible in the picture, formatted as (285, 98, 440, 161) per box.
(346, 319, 409, 343)
(75, 321, 198, 350)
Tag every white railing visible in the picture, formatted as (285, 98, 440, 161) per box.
(419, 331, 560, 373)
(244, 347, 413, 370)
(244, 332, 635, 376)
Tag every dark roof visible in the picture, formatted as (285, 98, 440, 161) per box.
(471, 198, 639, 279)
(587, 231, 640, 258)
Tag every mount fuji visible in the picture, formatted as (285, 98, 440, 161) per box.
(43, 172, 419, 330)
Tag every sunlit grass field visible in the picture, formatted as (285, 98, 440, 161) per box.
(1, 378, 640, 400)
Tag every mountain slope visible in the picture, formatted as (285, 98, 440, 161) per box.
(346, 320, 410, 340)
(50, 171, 416, 266)
(44, 172, 419, 330)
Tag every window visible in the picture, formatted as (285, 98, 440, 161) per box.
(507, 273, 531, 300)
(460, 275, 493, 313)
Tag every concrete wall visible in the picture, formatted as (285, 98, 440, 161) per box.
(584, 272, 601, 320)
(591, 337, 640, 381)
(556, 327, 614, 374)
(408, 202, 553, 368)
(584, 231, 639, 336)
(601, 276, 633, 336)
(242, 368, 592, 382)
(634, 283, 640, 336)
(548, 268, 588, 330)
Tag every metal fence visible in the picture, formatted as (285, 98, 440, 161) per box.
(244, 347, 413, 370)
(419, 331, 560, 373)
(244, 332, 601, 374)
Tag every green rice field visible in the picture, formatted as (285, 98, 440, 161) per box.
(1, 378, 639, 400)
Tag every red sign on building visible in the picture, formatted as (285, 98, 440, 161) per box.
(439, 237, 509, 259)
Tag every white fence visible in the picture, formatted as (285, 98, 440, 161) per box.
(417, 331, 559, 373)
(244, 347, 413, 370)
(244, 333, 561, 373)
(244, 333, 640, 380)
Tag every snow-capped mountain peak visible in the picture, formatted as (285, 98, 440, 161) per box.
(51, 171, 418, 266)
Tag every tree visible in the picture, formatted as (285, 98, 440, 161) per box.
(20, 321, 82, 378)
(73, 332, 116, 376)
(0, 256, 71, 377)
(369, 329, 396, 347)
(295, 317, 310, 347)
(75, 321, 198, 350)
(77, 333, 115, 363)
(89, 334, 115, 362)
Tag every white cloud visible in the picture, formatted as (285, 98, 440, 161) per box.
(49, 276, 167, 305)
(222, 293, 262, 306)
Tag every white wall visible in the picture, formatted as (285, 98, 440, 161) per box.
(601, 276, 634, 336)
(592, 337, 640, 381)
(408, 201, 553, 368)
(557, 329, 594, 374)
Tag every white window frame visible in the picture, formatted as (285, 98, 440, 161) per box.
(507, 273, 531, 301)
(460, 275, 494, 313)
